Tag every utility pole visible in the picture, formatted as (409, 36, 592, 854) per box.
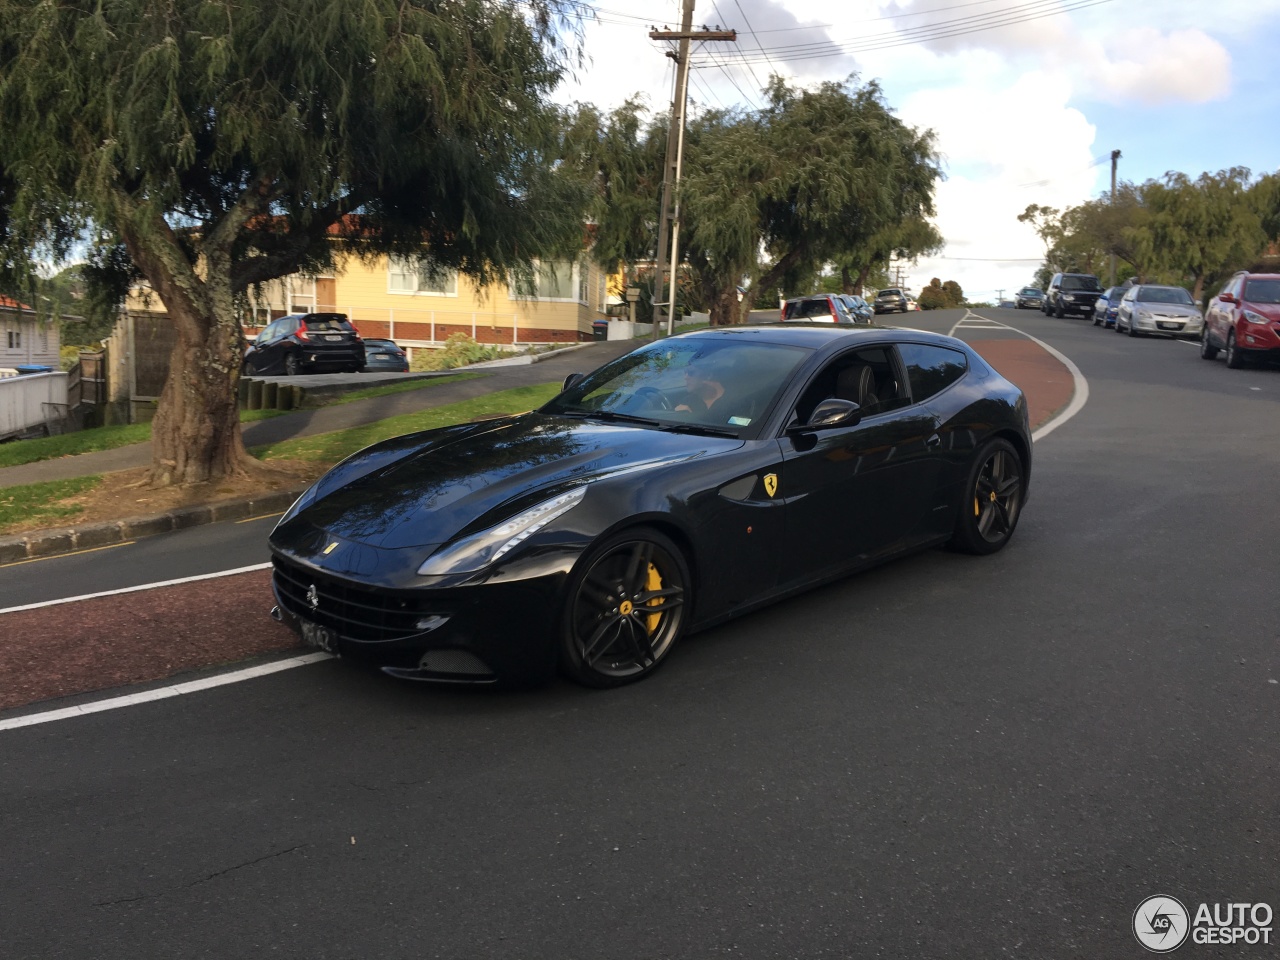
(649, 4, 735, 338)
(1109, 149, 1121, 288)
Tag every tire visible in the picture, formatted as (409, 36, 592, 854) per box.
(949, 438, 1024, 556)
(283, 353, 301, 376)
(1055, 301, 1065, 319)
(1127, 317, 1139, 337)
(1225, 330, 1245, 369)
(1199, 329, 1219, 360)
(559, 527, 690, 688)
(1092, 311, 1101, 326)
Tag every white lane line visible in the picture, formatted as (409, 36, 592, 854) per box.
(947, 310, 1090, 443)
(0, 653, 333, 732)
(0, 562, 271, 615)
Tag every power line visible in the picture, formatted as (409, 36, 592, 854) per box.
(692, 0, 1119, 66)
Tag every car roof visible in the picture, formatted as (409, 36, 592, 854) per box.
(1237, 272, 1280, 280)
(670, 322, 959, 351)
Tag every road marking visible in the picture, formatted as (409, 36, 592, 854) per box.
(236, 512, 284, 524)
(0, 540, 135, 569)
(0, 653, 333, 732)
(949, 309, 1090, 443)
(0, 562, 271, 615)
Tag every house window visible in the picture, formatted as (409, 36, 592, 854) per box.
(388, 256, 458, 296)
(6, 331, 19, 349)
(515, 260, 581, 302)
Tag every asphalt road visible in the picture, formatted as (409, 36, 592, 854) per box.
(2, 307, 1278, 959)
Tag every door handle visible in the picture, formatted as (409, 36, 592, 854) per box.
(925, 433, 941, 449)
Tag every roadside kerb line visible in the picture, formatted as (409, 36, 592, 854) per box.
(949, 309, 1089, 443)
(0, 540, 135, 569)
(0, 653, 333, 732)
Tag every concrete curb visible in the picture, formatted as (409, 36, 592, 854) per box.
(0, 488, 306, 565)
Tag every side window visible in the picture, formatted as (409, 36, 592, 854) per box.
(897, 343, 968, 404)
(793, 347, 909, 423)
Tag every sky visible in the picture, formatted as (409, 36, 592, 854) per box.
(553, 0, 1280, 302)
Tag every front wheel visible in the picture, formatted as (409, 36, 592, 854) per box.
(1225, 330, 1245, 369)
(1127, 318, 1139, 337)
(559, 528, 690, 688)
(1055, 301, 1065, 319)
(949, 439, 1024, 555)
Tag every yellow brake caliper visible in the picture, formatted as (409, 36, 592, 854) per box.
(645, 562, 663, 634)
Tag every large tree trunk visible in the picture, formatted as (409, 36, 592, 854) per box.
(149, 301, 254, 487)
(708, 285, 745, 325)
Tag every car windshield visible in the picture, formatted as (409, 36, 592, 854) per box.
(1061, 276, 1101, 291)
(785, 299, 836, 319)
(1137, 286, 1194, 305)
(1020, 288, 1041, 295)
(542, 338, 811, 434)
(1243, 279, 1280, 304)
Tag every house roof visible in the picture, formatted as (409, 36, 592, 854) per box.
(0, 295, 35, 312)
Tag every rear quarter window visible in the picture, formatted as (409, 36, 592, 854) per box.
(898, 343, 968, 403)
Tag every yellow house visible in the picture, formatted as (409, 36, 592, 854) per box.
(241, 253, 616, 346)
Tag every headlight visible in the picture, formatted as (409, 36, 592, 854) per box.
(1137, 310, 1153, 320)
(417, 486, 587, 575)
(1243, 310, 1270, 325)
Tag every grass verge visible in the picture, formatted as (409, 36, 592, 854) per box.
(254, 382, 560, 463)
(0, 477, 102, 532)
(316, 372, 479, 406)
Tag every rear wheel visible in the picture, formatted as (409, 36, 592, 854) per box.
(1225, 330, 1246, 368)
(559, 528, 690, 688)
(1200, 329, 1219, 360)
(284, 353, 301, 376)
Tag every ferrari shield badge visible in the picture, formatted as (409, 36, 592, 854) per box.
(763, 473, 778, 497)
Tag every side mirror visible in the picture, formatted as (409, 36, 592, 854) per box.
(789, 398, 862, 434)
(562, 372, 585, 392)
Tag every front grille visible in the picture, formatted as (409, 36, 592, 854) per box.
(273, 556, 444, 642)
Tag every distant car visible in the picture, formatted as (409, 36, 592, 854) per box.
(1091, 286, 1124, 328)
(242, 313, 365, 376)
(1114, 285, 1204, 339)
(781, 295, 857, 324)
(267, 323, 1032, 689)
(1015, 287, 1044, 310)
(1201, 271, 1280, 368)
(906, 297, 921, 312)
(363, 338, 410, 372)
(873, 288, 909, 314)
(1044, 273, 1102, 318)
(838, 294, 875, 322)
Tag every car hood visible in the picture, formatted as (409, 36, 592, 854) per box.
(286, 413, 741, 549)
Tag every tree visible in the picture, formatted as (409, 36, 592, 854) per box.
(0, 0, 585, 487)
(917, 277, 963, 310)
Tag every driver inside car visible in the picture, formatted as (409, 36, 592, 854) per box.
(675, 358, 729, 414)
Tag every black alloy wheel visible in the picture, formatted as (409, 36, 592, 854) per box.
(560, 527, 690, 688)
(1200, 329, 1219, 360)
(284, 353, 301, 376)
(949, 438, 1024, 555)
(1225, 330, 1245, 369)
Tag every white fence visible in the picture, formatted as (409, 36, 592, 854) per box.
(0, 371, 69, 440)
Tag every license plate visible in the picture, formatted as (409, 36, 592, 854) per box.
(1158, 321, 1181, 330)
(325, 335, 343, 342)
(372, 353, 389, 359)
(299, 618, 338, 653)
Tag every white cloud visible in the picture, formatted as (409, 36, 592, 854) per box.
(1076, 28, 1230, 105)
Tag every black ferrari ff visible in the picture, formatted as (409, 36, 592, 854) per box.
(268, 325, 1031, 688)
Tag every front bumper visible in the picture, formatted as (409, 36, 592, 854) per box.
(1132, 315, 1204, 336)
(270, 555, 567, 685)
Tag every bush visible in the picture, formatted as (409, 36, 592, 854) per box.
(409, 334, 509, 372)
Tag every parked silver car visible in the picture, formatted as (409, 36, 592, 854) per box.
(1115, 285, 1204, 339)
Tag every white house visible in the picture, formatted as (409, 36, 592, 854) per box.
(0, 296, 61, 371)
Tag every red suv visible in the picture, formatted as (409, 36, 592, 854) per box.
(1201, 272, 1280, 368)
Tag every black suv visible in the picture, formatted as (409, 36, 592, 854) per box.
(1044, 273, 1103, 318)
(873, 288, 908, 314)
(242, 312, 366, 376)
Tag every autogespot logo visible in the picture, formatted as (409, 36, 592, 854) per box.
(1134, 895, 1191, 953)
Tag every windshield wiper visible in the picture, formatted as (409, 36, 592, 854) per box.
(555, 408, 662, 428)
(660, 422, 741, 438)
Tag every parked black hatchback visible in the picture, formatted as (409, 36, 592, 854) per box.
(1044, 273, 1102, 318)
(242, 313, 365, 376)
